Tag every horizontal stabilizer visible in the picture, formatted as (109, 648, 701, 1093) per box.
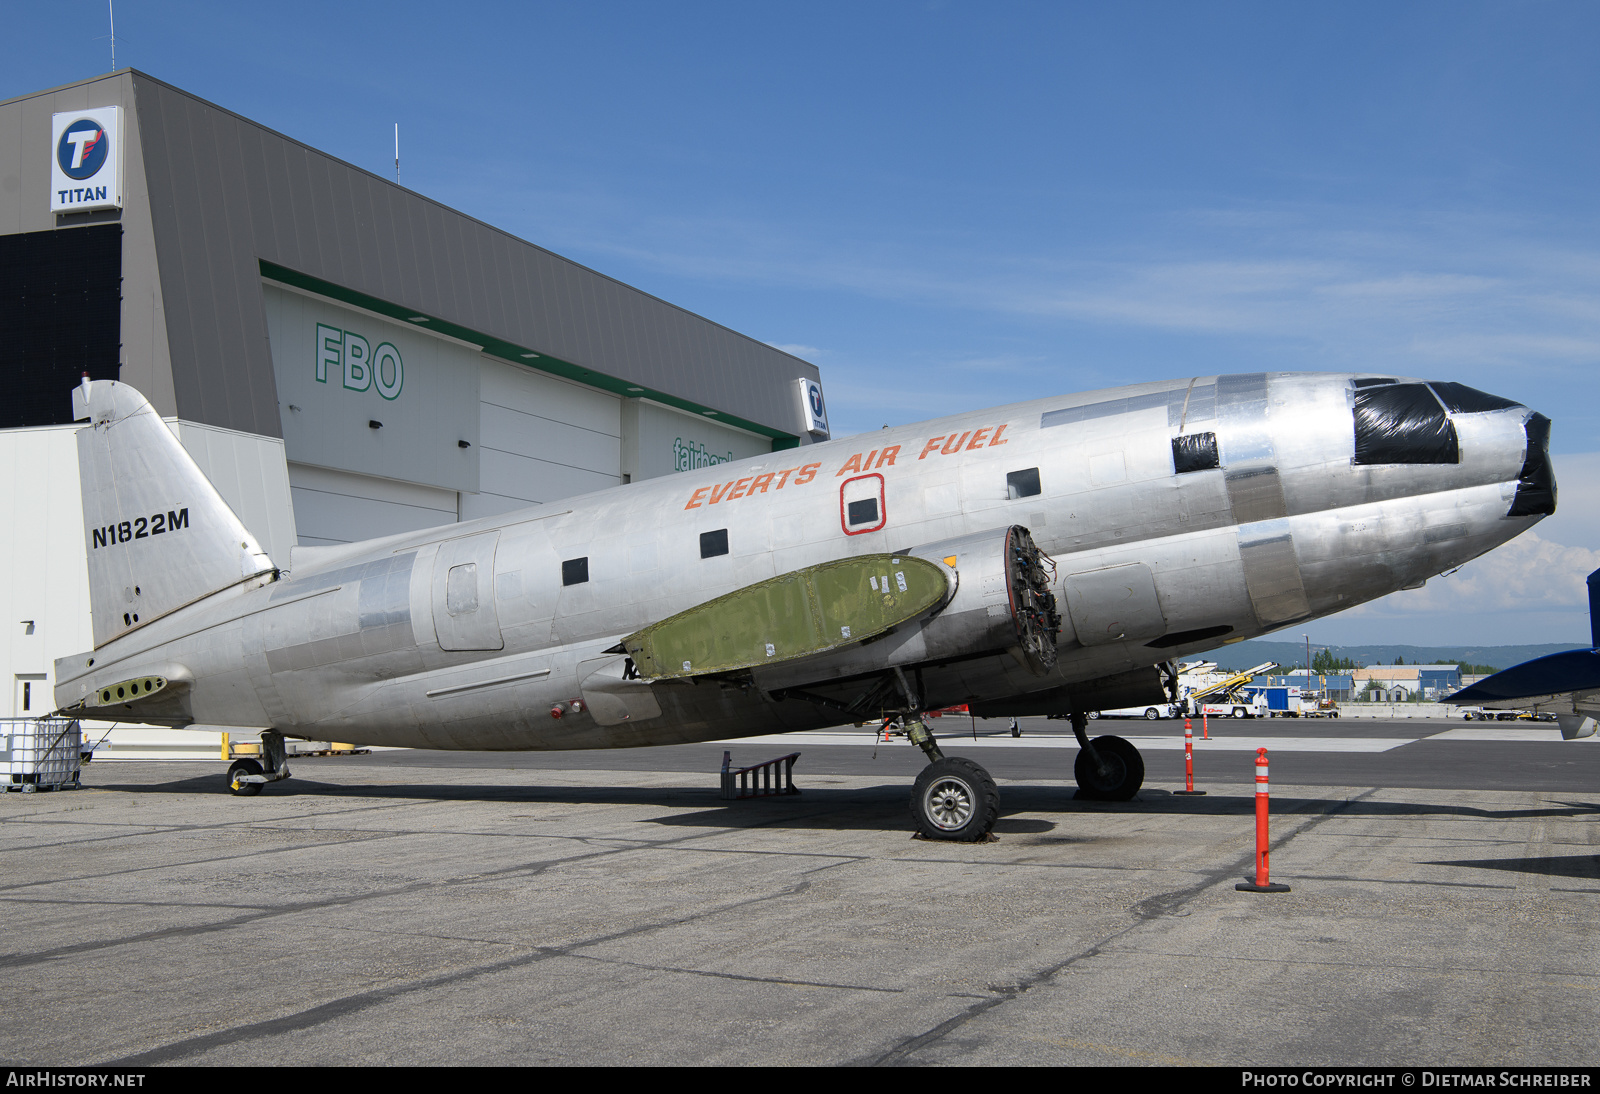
(1446, 649, 1600, 706)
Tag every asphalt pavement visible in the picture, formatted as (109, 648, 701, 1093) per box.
(2, 716, 1596, 1066)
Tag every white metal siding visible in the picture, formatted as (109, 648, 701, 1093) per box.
(288, 462, 458, 546)
(467, 359, 623, 520)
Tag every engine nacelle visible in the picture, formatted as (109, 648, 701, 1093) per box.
(751, 525, 1061, 691)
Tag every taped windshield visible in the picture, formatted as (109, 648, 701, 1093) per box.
(1353, 383, 1459, 465)
(1171, 432, 1220, 474)
(1427, 382, 1523, 414)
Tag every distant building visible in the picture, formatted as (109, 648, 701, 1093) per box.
(1349, 665, 1461, 700)
(1253, 673, 1355, 701)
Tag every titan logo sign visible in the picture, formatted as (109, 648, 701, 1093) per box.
(316, 324, 403, 400)
(50, 107, 123, 213)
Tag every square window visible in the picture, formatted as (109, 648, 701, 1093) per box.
(847, 497, 880, 526)
(1006, 467, 1041, 499)
(700, 529, 729, 558)
(1171, 432, 1220, 474)
(561, 557, 589, 586)
(445, 563, 478, 615)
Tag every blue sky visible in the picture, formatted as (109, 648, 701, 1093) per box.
(6, 2, 1599, 646)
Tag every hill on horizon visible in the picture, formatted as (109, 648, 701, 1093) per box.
(1191, 640, 1586, 674)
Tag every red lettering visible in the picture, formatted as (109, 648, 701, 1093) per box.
(773, 468, 795, 489)
(795, 462, 821, 485)
(988, 424, 1009, 446)
(941, 432, 971, 455)
(685, 487, 710, 510)
(729, 476, 754, 500)
(875, 445, 901, 468)
(709, 481, 735, 504)
(919, 437, 945, 460)
(965, 427, 991, 450)
(751, 472, 776, 494)
(837, 453, 863, 477)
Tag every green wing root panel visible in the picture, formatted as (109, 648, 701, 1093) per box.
(624, 555, 953, 680)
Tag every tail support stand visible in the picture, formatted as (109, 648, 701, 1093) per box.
(1237, 747, 1289, 893)
(232, 730, 293, 789)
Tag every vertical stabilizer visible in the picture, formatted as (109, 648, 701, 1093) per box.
(1589, 568, 1600, 651)
(74, 379, 275, 648)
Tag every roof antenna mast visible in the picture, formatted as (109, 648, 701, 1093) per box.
(108, 0, 116, 70)
(394, 123, 400, 184)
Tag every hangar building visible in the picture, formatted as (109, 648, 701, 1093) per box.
(0, 69, 828, 729)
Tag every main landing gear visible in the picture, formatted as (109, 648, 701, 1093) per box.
(227, 730, 292, 796)
(902, 716, 1001, 842)
(1068, 711, 1144, 801)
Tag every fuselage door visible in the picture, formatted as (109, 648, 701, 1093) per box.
(432, 531, 505, 652)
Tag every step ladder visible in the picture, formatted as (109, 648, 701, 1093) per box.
(721, 750, 801, 800)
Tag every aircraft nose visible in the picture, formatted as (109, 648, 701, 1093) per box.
(1508, 410, 1556, 517)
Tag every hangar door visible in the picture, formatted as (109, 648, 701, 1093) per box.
(432, 532, 505, 651)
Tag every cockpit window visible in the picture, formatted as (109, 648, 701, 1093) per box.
(1426, 382, 1523, 414)
(1352, 377, 1398, 388)
(1353, 383, 1459, 465)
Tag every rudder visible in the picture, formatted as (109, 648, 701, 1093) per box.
(74, 378, 274, 648)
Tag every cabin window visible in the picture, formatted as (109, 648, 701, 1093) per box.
(1006, 467, 1041, 499)
(445, 563, 479, 614)
(1171, 432, 1220, 474)
(700, 529, 729, 558)
(840, 473, 887, 535)
(562, 557, 589, 586)
(1353, 383, 1459, 465)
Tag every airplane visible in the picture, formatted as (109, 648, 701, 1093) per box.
(54, 371, 1554, 840)
(1444, 568, 1599, 739)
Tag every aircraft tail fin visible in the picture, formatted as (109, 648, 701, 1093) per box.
(73, 378, 274, 648)
(1588, 568, 1600, 651)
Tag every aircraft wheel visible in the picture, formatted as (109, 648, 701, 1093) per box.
(1074, 735, 1145, 802)
(1010, 718, 1022, 738)
(911, 757, 999, 842)
(227, 759, 264, 797)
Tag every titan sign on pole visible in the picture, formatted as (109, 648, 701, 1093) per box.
(50, 107, 123, 213)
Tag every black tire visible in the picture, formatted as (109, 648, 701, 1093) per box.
(911, 757, 1000, 841)
(227, 759, 264, 797)
(1010, 718, 1022, 738)
(1233, 706, 1247, 719)
(1144, 708, 1159, 721)
(1086, 711, 1099, 720)
(1073, 735, 1145, 801)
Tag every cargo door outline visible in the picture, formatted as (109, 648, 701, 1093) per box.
(432, 531, 505, 651)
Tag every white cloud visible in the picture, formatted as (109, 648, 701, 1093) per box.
(1342, 531, 1599, 619)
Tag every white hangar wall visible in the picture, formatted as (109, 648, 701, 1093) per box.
(261, 278, 776, 545)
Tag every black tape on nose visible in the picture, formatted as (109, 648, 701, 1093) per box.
(1508, 412, 1556, 517)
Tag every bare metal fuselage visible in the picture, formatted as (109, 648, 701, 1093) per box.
(55, 372, 1546, 749)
